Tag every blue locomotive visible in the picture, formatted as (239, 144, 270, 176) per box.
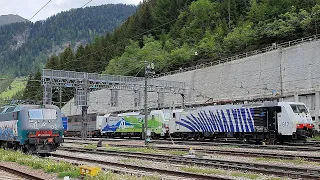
(0, 104, 64, 153)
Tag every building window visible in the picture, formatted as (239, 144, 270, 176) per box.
(134, 90, 141, 107)
(157, 92, 164, 108)
(111, 90, 118, 107)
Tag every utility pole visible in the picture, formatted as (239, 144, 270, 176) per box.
(81, 105, 88, 139)
(144, 62, 154, 145)
(228, 0, 231, 29)
(59, 87, 62, 108)
(315, 13, 318, 35)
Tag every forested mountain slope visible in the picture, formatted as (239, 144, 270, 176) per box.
(0, 4, 137, 76)
(0, 14, 28, 26)
(45, 0, 320, 76)
(25, 0, 320, 104)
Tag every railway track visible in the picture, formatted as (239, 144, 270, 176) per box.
(64, 137, 320, 151)
(64, 140, 320, 162)
(51, 151, 231, 180)
(58, 146, 320, 179)
(152, 140, 320, 151)
(112, 143, 320, 162)
(0, 164, 46, 180)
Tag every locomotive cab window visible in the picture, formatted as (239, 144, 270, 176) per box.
(290, 104, 309, 113)
(5, 107, 15, 113)
(28, 109, 43, 119)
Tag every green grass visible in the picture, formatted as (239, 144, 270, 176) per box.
(266, 177, 287, 180)
(231, 172, 259, 179)
(255, 157, 320, 165)
(308, 136, 320, 141)
(0, 149, 80, 178)
(0, 149, 160, 180)
(0, 78, 13, 93)
(181, 166, 223, 174)
(58, 170, 81, 178)
(84, 144, 97, 149)
(0, 77, 27, 100)
(181, 166, 262, 179)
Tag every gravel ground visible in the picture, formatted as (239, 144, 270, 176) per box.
(64, 139, 320, 157)
(0, 162, 59, 180)
(0, 169, 25, 180)
(53, 149, 290, 180)
(61, 141, 320, 170)
(52, 155, 189, 180)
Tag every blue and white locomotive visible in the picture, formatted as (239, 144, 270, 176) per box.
(168, 102, 314, 143)
(0, 104, 64, 153)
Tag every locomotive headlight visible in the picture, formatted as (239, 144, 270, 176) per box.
(28, 131, 36, 136)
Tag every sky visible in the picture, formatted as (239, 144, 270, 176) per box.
(0, 0, 142, 22)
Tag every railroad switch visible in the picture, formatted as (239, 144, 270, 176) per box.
(80, 165, 101, 176)
(97, 140, 102, 147)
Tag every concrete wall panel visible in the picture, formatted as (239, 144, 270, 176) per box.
(61, 40, 320, 130)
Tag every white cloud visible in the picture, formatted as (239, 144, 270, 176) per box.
(0, 0, 141, 22)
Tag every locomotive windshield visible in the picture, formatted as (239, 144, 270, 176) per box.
(28, 109, 58, 129)
(290, 104, 309, 113)
(28, 109, 57, 119)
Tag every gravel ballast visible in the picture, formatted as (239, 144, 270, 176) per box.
(0, 162, 59, 180)
(53, 149, 290, 180)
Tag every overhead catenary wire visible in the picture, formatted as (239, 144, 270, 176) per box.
(51, 17, 179, 70)
(28, 0, 52, 21)
(11, 0, 93, 59)
(2, 63, 320, 88)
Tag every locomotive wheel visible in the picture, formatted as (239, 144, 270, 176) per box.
(182, 134, 189, 141)
(193, 134, 199, 141)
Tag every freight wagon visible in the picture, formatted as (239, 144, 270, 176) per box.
(63, 114, 105, 137)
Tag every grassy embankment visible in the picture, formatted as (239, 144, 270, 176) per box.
(0, 77, 27, 105)
(0, 149, 159, 180)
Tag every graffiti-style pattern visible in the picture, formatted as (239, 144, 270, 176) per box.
(0, 120, 18, 140)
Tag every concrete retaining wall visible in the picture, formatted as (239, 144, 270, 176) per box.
(62, 40, 320, 129)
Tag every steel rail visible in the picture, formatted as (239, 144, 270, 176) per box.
(150, 139, 320, 151)
(63, 140, 320, 162)
(63, 137, 320, 151)
(51, 152, 231, 180)
(111, 144, 320, 162)
(58, 147, 320, 179)
(0, 164, 46, 180)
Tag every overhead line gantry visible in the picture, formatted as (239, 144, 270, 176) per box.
(41, 69, 186, 139)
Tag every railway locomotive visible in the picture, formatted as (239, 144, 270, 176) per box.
(64, 101, 314, 144)
(169, 102, 314, 143)
(101, 110, 170, 139)
(0, 104, 64, 153)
